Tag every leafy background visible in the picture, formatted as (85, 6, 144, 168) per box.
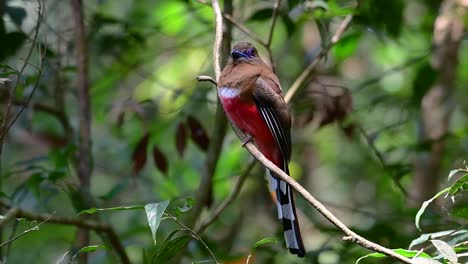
(0, 0, 467, 263)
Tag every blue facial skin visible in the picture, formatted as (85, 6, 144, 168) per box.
(231, 50, 249, 59)
(231, 48, 255, 60)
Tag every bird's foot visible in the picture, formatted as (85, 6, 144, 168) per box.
(241, 135, 253, 147)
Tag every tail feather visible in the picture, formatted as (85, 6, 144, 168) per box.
(269, 171, 305, 257)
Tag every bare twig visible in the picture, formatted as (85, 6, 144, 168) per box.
(71, 0, 92, 262)
(242, 142, 415, 264)
(189, 0, 231, 236)
(0, 0, 43, 141)
(267, 0, 281, 47)
(197, 75, 217, 86)
(0, 202, 130, 264)
(0, 212, 54, 247)
(357, 125, 408, 196)
(211, 0, 223, 80)
(195, 160, 257, 233)
(284, 13, 353, 102)
(167, 213, 219, 264)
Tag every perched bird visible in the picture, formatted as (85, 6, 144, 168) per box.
(217, 42, 305, 257)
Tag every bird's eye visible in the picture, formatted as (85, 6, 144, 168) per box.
(231, 50, 247, 59)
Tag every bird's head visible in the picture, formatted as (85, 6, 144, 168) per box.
(230, 42, 259, 63)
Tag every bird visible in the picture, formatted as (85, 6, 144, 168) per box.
(217, 41, 305, 257)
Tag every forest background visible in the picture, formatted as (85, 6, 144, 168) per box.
(0, 0, 467, 263)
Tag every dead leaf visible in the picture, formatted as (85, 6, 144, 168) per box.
(187, 115, 209, 151)
(152, 145, 168, 175)
(132, 133, 149, 174)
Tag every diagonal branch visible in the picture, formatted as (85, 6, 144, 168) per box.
(242, 142, 415, 264)
(284, 13, 353, 102)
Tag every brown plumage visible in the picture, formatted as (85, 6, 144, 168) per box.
(217, 42, 305, 257)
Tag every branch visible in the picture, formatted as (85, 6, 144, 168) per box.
(242, 142, 415, 263)
(71, 0, 92, 262)
(167, 213, 218, 264)
(284, 13, 353, 103)
(189, 0, 231, 232)
(0, 202, 130, 264)
(195, 160, 257, 233)
(0, 0, 43, 141)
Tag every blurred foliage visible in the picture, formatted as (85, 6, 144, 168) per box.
(0, 0, 467, 263)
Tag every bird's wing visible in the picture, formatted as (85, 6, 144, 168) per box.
(253, 76, 291, 162)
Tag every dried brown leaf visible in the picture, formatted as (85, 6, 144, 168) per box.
(132, 133, 149, 174)
(187, 115, 209, 151)
(152, 145, 168, 175)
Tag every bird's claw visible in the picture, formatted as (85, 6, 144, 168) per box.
(241, 135, 253, 147)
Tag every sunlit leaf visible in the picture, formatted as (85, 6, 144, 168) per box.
(356, 249, 432, 263)
(431, 240, 457, 264)
(332, 32, 362, 60)
(78, 205, 144, 215)
(174, 197, 194, 218)
(448, 173, 468, 197)
(71, 245, 109, 261)
(145, 200, 170, 245)
(152, 145, 168, 175)
(132, 133, 150, 173)
(415, 187, 450, 231)
(250, 237, 278, 251)
(409, 230, 468, 249)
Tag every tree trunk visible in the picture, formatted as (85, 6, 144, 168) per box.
(411, 0, 466, 205)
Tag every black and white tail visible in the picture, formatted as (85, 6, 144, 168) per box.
(269, 170, 305, 257)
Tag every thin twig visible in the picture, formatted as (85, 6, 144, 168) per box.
(211, 0, 223, 80)
(0, 201, 130, 264)
(197, 75, 217, 86)
(0, 0, 43, 141)
(195, 160, 257, 233)
(0, 212, 54, 247)
(167, 213, 219, 264)
(223, 14, 267, 47)
(243, 142, 415, 264)
(267, 0, 281, 47)
(284, 13, 353, 103)
(356, 125, 408, 196)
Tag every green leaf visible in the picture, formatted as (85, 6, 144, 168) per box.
(409, 230, 468, 249)
(431, 240, 457, 264)
(71, 245, 109, 261)
(250, 237, 278, 251)
(415, 187, 450, 231)
(78, 205, 144, 215)
(0, 32, 27, 61)
(448, 173, 468, 197)
(249, 8, 273, 21)
(145, 200, 170, 244)
(331, 32, 362, 60)
(174, 197, 194, 218)
(151, 235, 192, 264)
(411, 61, 438, 106)
(356, 249, 432, 263)
(5, 6, 27, 27)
